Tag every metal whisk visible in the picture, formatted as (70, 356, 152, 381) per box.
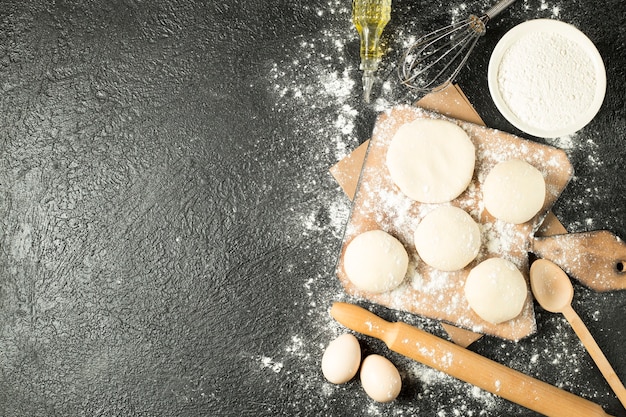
(399, 0, 517, 93)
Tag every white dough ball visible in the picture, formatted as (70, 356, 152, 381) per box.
(483, 159, 546, 224)
(321, 334, 361, 384)
(386, 118, 475, 203)
(414, 206, 481, 271)
(343, 230, 408, 293)
(360, 354, 402, 403)
(464, 257, 528, 324)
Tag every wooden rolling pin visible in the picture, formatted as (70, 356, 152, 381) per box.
(331, 302, 613, 417)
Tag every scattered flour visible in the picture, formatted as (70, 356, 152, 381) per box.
(449, 0, 561, 22)
(268, 28, 358, 164)
(258, 356, 284, 374)
(247, 0, 612, 415)
(546, 134, 575, 151)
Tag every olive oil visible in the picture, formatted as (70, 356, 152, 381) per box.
(352, 0, 392, 102)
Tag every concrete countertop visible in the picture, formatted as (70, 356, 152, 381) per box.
(1, 1, 625, 416)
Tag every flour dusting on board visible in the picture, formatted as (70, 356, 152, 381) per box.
(335, 105, 574, 340)
(248, 0, 612, 414)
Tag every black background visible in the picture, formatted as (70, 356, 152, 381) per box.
(1, 0, 626, 416)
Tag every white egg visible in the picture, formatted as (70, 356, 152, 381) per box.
(321, 333, 361, 384)
(360, 354, 402, 402)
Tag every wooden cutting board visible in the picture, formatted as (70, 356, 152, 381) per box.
(335, 105, 573, 340)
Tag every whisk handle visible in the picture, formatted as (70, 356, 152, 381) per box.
(484, 0, 517, 20)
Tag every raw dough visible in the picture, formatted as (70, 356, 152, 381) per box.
(483, 159, 546, 224)
(414, 206, 481, 271)
(343, 230, 408, 293)
(464, 257, 528, 324)
(386, 118, 475, 203)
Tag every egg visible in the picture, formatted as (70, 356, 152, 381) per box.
(360, 354, 402, 402)
(321, 333, 361, 384)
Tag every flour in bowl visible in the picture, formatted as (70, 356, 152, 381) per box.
(496, 31, 597, 132)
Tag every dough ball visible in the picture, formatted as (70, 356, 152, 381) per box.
(464, 257, 528, 324)
(321, 333, 361, 384)
(414, 206, 481, 271)
(343, 230, 408, 293)
(386, 118, 475, 203)
(360, 354, 402, 403)
(483, 159, 546, 224)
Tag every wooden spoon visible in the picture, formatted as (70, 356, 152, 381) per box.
(330, 301, 613, 417)
(530, 259, 626, 409)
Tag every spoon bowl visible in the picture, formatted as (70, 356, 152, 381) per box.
(530, 258, 574, 313)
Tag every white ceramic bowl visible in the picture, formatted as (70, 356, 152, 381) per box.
(488, 19, 606, 138)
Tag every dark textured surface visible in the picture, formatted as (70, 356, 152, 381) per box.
(1, 1, 626, 416)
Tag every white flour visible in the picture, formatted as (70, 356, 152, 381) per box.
(497, 31, 597, 132)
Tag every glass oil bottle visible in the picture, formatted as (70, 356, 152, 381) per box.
(352, 0, 392, 103)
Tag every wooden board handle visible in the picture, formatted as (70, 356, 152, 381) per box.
(532, 230, 626, 291)
(330, 302, 613, 417)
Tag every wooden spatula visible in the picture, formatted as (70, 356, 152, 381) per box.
(330, 302, 614, 417)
